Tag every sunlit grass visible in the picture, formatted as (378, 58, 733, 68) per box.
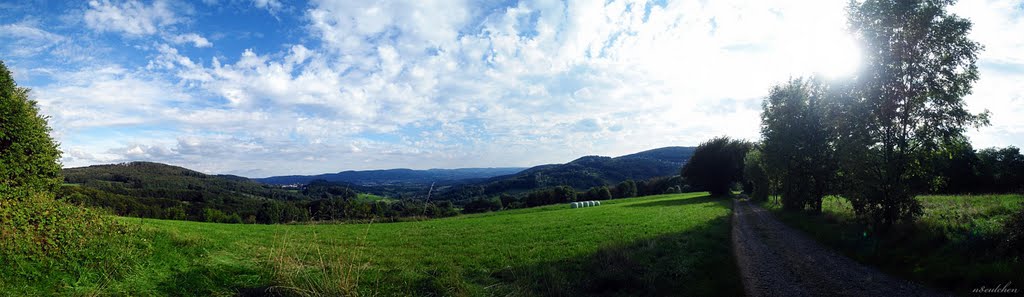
(15, 192, 739, 296)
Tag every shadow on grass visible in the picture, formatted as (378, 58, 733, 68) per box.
(154, 260, 274, 297)
(491, 213, 742, 297)
(623, 195, 716, 208)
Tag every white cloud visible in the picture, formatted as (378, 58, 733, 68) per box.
(252, 0, 283, 12)
(0, 22, 65, 57)
(951, 0, 1024, 149)
(10, 0, 1021, 176)
(84, 0, 181, 36)
(168, 33, 212, 48)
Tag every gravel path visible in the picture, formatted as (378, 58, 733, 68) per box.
(731, 199, 950, 297)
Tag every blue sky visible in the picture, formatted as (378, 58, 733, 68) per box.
(2, 0, 1022, 177)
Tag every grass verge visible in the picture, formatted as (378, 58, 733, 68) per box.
(762, 194, 1024, 295)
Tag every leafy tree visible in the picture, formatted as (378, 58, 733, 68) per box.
(463, 198, 502, 214)
(614, 180, 637, 198)
(524, 186, 577, 207)
(837, 0, 990, 227)
(976, 146, 1024, 193)
(0, 61, 62, 198)
(760, 78, 836, 212)
(929, 137, 982, 193)
(681, 136, 753, 197)
(743, 148, 770, 202)
(597, 186, 613, 200)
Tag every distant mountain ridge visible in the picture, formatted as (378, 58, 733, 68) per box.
(254, 167, 527, 186)
(436, 146, 696, 200)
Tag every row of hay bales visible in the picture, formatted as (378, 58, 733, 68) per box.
(570, 201, 601, 208)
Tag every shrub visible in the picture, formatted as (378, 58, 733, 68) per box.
(0, 190, 148, 289)
(1004, 204, 1024, 256)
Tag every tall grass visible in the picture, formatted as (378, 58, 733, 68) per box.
(268, 221, 376, 297)
(764, 194, 1024, 294)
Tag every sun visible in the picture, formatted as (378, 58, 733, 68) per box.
(811, 34, 862, 78)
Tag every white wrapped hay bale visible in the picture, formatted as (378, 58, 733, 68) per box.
(595, 201, 601, 206)
(571, 202, 579, 208)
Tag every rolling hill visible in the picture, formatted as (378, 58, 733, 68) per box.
(63, 161, 305, 201)
(254, 167, 526, 186)
(436, 146, 696, 199)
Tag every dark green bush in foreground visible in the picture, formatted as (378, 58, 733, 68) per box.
(1, 190, 150, 294)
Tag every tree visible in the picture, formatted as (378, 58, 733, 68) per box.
(838, 0, 989, 227)
(976, 146, 1024, 193)
(680, 136, 752, 197)
(614, 180, 637, 198)
(760, 78, 836, 212)
(597, 186, 613, 200)
(0, 61, 62, 198)
(463, 198, 502, 214)
(743, 148, 770, 202)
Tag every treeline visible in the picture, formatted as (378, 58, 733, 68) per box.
(460, 177, 681, 214)
(59, 182, 459, 224)
(59, 163, 461, 223)
(932, 145, 1024, 194)
(61, 161, 695, 223)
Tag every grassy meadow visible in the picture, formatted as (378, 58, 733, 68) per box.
(3, 192, 741, 296)
(763, 194, 1024, 294)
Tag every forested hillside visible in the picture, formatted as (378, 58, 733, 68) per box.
(436, 147, 695, 200)
(59, 162, 458, 223)
(256, 167, 526, 186)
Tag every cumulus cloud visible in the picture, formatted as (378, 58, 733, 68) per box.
(168, 33, 212, 47)
(84, 0, 181, 36)
(6, 0, 1023, 176)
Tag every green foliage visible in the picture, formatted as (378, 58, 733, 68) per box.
(0, 191, 150, 294)
(614, 180, 637, 198)
(579, 186, 614, 201)
(636, 175, 683, 196)
(462, 197, 502, 213)
(976, 146, 1024, 193)
(524, 186, 577, 207)
(438, 147, 695, 201)
(681, 136, 752, 197)
(1004, 204, 1024, 256)
(760, 78, 836, 212)
(836, 0, 990, 227)
(60, 164, 459, 223)
(0, 61, 62, 198)
(743, 148, 770, 202)
(764, 194, 1024, 294)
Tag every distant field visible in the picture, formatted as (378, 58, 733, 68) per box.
(764, 194, 1024, 294)
(36, 192, 738, 296)
(356, 193, 394, 203)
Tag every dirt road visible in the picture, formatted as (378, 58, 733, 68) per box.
(731, 199, 949, 297)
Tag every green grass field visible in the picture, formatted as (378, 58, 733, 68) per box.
(5, 192, 740, 296)
(763, 194, 1024, 294)
(356, 193, 394, 203)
